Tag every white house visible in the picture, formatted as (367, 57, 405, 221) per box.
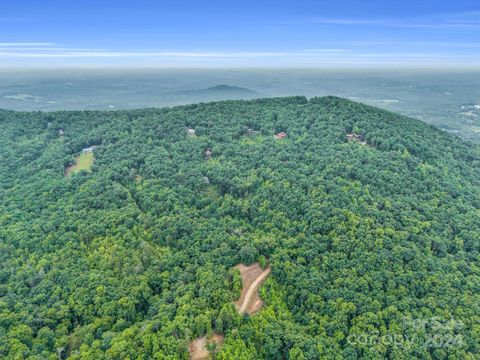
(82, 146, 96, 153)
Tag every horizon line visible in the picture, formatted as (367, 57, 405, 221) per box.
(1, 65, 480, 71)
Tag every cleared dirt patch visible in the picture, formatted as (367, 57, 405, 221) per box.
(234, 263, 271, 315)
(189, 334, 224, 360)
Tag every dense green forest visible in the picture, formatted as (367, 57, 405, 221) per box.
(0, 96, 479, 359)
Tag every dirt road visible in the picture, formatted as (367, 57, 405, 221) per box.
(236, 265, 271, 314)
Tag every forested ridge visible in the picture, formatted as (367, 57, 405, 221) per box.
(0, 96, 479, 359)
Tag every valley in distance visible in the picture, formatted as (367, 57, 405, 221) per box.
(1, 69, 480, 140)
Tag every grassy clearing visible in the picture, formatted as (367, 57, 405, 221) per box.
(65, 152, 94, 176)
(241, 135, 265, 145)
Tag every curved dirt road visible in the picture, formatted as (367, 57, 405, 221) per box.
(238, 267, 271, 314)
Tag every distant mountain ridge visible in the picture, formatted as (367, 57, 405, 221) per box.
(181, 84, 259, 94)
(177, 84, 261, 102)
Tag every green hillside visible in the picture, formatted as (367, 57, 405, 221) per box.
(0, 97, 479, 359)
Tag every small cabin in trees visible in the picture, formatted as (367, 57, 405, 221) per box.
(245, 128, 259, 136)
(82, 146, 96, 153)
(274, 132, 287, 139)
(346, 133, 367, 145)
(205, 149, 212, 159)
(187, 128, 196, 136)
(58, 129, 64, 136)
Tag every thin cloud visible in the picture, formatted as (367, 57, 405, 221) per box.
(0, 43, 477, 67)
(307, 18, 480, 30)
(0, 49, 351, 58)
(5, 47, 108, 51)
(343, 40, 480, 48)
(300, 10, 480, 30)
(302, 49, 352, 53)
(0, 42, 56, 47)
(0, 49, 477, 68)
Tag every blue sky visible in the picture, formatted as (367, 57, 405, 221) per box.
(1, 0, 479, 68)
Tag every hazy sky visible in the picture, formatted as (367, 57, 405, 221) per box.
(1, 0, 479, 68)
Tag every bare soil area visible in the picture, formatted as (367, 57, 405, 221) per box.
(234, 263, 271, 315)
(189, 334, 224, 360)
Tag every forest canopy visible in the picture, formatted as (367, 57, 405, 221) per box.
(0, 96, 479, 359)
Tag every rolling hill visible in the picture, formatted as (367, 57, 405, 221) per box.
(0, 97, 479, 359)
(177, 84, 261, 101)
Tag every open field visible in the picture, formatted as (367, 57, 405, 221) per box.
(65, 152, 94, 176)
